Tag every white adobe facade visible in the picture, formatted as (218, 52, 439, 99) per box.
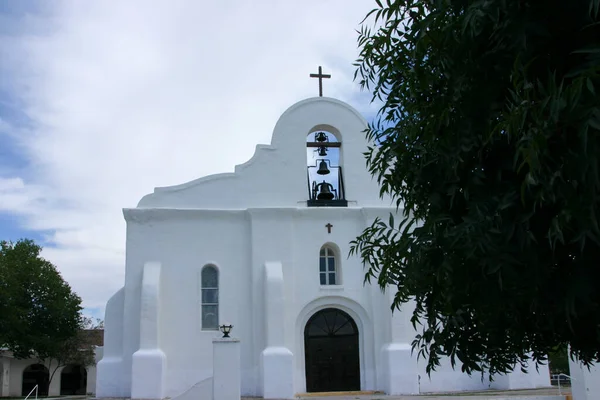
(95, 96, 551, 399)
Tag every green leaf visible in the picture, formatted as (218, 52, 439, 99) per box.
(586, 78, 596, 95)
(352, 0, 600, 379)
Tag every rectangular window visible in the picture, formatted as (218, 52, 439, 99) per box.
(327, 256, 335, 272)
(202, 288, 218, 304)
(201, 304, 218, 330)
(328, 272, 336, 285)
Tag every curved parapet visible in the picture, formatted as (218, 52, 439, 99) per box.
(268, 97, 368, 148)
(135, 97, 388, 210)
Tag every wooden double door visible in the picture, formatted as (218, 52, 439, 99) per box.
(304, 308, 360, 393)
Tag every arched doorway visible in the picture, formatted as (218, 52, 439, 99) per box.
(21, 364, 49, 396)
(60, 364, 87, 395)
(304, 308, 360, 392)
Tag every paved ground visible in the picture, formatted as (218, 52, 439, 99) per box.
(241, 388, 570, 400)
(90, 387, 571, 400)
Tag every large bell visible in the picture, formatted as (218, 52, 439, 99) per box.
(317, 182, 335, 200)
(317, 160, 330, 175)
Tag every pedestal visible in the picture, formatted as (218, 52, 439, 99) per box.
(96, 357, 124, 397)
(569, 358, 600, 400)
(131, 349, 166, 399)
(213, 338, 241, 400)
(261, 346, 294, 399)
(381, 343, 420, 395)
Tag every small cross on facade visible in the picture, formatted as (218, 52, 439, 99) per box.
(325, 223, 333, 234)
(310, 66, 331, 97)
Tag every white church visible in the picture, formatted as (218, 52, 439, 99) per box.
(96, 71, 551, 399)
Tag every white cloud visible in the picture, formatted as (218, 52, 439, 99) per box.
(0, 117, 11, 135)
(0, 177, 46, 213)
(0, 1, 379, 317)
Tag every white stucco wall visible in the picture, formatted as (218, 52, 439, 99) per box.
(115, 205, 399, 398)
(96, 96, 552, 399)
(416, 357, 550, 394)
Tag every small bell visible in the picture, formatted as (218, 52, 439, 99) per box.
(317, 160, 330, 175)
(314, 132, 328, 142)
(317, 182, 335, 200)
(317, 146, 328, 156)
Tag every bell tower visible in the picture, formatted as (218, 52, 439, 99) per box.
(306, 129, 347, 207)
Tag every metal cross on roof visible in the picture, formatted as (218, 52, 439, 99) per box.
(310, 66, 331, 97)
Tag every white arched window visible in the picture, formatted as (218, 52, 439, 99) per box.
(201, 265, 219, 330)
(319, 245, 339, 285)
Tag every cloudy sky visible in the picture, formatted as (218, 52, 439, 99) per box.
(0, 1, 380, 320)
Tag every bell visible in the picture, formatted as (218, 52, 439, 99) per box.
(315, 132, 328, 142)
(317, 182, 335, 200)
(317, 146, 327, 156)
(317, 160, 330, 175)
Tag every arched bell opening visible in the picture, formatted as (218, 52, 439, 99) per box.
(304, 308, 360, 392)
(21, 364, 49, 396)
(306, 130, 347, 207)
(60, 364, 87, 395)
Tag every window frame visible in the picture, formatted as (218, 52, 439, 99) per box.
(319, 245, 340, 286)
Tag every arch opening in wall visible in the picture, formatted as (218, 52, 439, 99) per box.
(304, 308, 360, 392)
(201, 264, 219, 330)
(319, 243, 341, 286)
(60, 364, 87, 395)
(21, 364, 49, 396)
(306, 128, 347, 207)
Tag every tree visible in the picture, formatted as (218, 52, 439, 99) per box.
(82, 316, 104, 330)
(0, 239, 83, 361)
(350, 0, 600, 377)
(548, 344, 570, 376)
(43, 317, 103, 391)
